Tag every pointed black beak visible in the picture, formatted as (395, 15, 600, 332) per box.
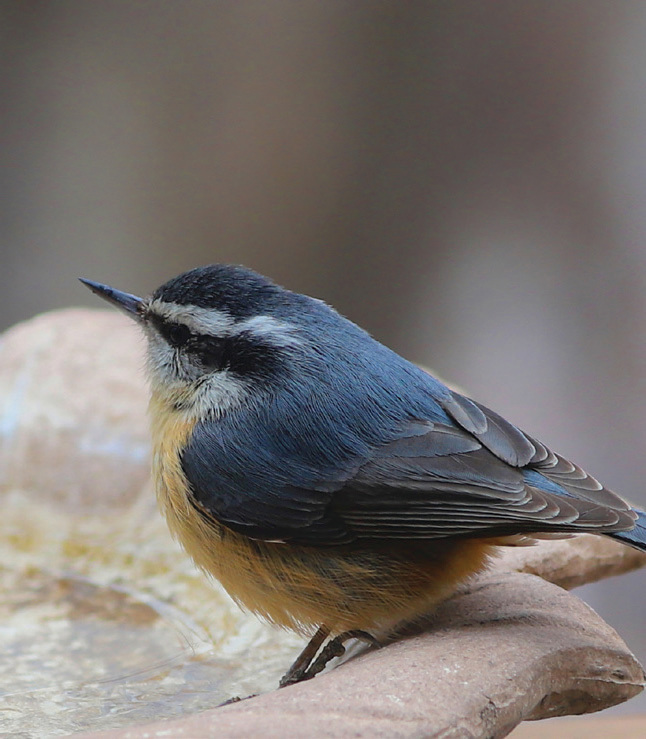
(79, 278, 144, 319)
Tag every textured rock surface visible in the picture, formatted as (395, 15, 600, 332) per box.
(510, 714, 646, 738)
(0, 309, 150, 511)
(79, 557, 646, 738)
(493, 533, 646, 591)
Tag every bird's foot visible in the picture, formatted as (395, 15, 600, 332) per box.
(279, 629, 380, 687)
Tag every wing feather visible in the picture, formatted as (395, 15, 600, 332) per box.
(181, 400, 637, 546)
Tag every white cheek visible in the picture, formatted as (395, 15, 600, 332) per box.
(190, 371, 247, 418)
(144, 334, 178, 381)
(143, 330, 246, 418)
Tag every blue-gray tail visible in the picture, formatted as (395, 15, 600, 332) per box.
(611, 509, 646, 551)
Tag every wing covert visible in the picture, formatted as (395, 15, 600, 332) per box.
(181, 408, 636, 547)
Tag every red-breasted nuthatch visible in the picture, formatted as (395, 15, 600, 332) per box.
(81, 264, 646, 686)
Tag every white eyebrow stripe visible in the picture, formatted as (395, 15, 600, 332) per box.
(147, 300, 302, 347)
(237, 315, 302, 347)
(147, 300, 235, 334)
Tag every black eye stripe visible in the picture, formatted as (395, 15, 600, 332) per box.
(151, 315, 225, 367)
(150, 316, 193, 348)
(188, 336, 225, 369)
(149, 314, 284, 381)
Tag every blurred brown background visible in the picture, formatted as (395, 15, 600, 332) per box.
(2, 0, 646, 716)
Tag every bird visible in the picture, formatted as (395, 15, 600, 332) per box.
(80, 264, 646, 686)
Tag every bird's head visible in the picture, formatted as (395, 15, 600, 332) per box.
(81, 265, 308, 414)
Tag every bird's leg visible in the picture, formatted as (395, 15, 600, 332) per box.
(279, 625, 330, 687)
(279, 627, 380, 687)
(305, 630, 380, 680)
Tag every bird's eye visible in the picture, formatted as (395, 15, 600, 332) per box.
(163, 322, 192, 348)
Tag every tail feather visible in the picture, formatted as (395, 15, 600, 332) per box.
(611, 509, 646, 551)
